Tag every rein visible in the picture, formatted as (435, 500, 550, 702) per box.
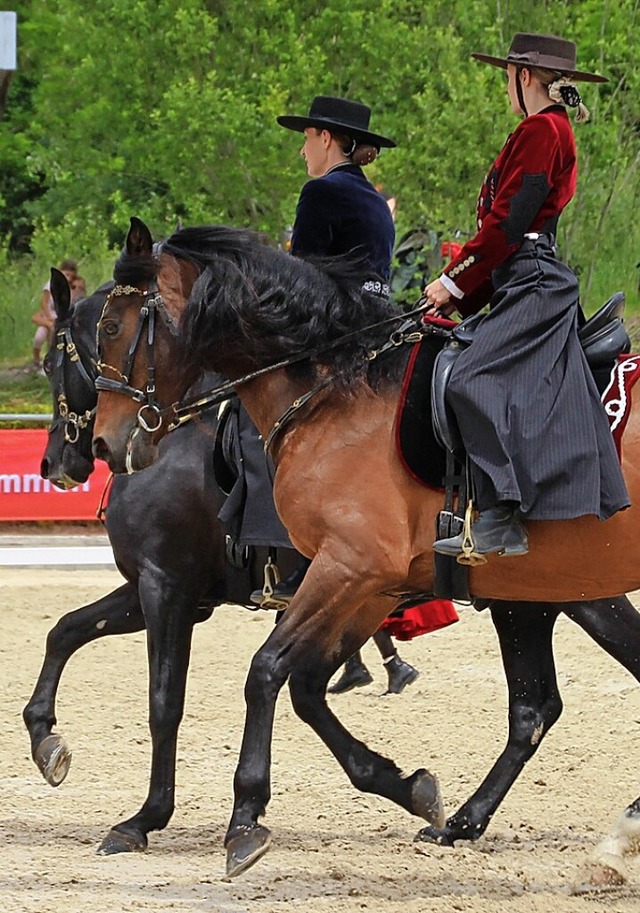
(167, 297, 442, 431)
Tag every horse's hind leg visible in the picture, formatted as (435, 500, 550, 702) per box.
(417, 601, 563, 847)
(23, 583, 144, 787)
(564, 596, 640, 892)
(289, 625, 441, 813)
(225, 573, 442, 878)
(97, 577, 198, 855)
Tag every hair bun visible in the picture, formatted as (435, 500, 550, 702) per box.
(559, 83, 581, 107)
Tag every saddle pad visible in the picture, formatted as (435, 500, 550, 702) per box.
(395, 333, 448, 490)
(602, 353, 640, 459)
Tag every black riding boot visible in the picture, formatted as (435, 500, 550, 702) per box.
(433, 506, 528, 558)
(383, 654, 420, 694)
(327, 653, 373, 694)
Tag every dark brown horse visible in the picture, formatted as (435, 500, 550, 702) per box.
(91, 219, 640, 883)
(26, 268, 297, 855)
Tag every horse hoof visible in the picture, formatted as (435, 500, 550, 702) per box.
(414, 825, 455, 847)
(34, 734, 72, 787)
(225, 824, 272, 878)
(97, 828, 148, 855)
(411, 769, 445, 827)
(572, 856, 627, 894)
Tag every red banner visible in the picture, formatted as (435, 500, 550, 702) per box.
(0, 430, 110, 521)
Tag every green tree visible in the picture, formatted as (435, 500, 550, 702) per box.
(0, 0, 638, 311)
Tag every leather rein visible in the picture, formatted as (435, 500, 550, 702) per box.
(94, 282, 448, 453)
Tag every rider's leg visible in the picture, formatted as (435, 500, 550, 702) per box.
(373, 628, 420, 694)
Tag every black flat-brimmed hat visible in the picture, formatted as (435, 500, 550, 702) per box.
(277, 95, 396, 148)
(472, 32, 608, 83)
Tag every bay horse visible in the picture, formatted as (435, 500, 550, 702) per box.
(91, 218, 640, 884)
(25, 268, 297, 855)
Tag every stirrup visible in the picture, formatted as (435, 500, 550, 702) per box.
(253, 557, 290, 610)
(456, 501, 488, 566)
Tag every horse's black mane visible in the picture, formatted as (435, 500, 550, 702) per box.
(160, 224, 407, 392)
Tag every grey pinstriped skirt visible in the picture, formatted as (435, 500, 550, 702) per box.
(447, 236, 630, 520)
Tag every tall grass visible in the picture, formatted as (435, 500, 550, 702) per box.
(566, 162, 640, 317)
(572, 226, 640, 316)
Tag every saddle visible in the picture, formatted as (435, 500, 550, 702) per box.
(432, 292, 630, 457)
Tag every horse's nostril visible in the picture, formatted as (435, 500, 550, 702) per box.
(92, 437, 110, 462)
(40, 458, 50, 479)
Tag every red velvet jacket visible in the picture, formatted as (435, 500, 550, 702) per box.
(443, 105, 577, 316)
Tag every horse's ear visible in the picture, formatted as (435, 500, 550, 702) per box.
(50, 267, 71, 321)
(126, 217, 154, 257)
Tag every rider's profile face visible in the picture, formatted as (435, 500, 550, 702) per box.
(300, 127, 328, 177)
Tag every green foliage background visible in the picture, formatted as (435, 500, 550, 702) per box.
(1, 0, 639, 366)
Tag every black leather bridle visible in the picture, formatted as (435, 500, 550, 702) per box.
(47, 316, 97, 444)
(95, 282, 177, 434)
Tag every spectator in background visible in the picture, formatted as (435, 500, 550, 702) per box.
(31, 258, 79, 373)
(71, 273, 87, 303)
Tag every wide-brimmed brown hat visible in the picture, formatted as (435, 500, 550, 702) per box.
(472, 32, 608, 83)
(277, 95, 396, 148)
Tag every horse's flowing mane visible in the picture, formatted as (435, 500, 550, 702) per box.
(161, 225, 407, 392)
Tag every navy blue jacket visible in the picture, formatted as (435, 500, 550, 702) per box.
(290, 163, 395, 283)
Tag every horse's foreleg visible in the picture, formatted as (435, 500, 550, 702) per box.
(23, 583, 144, 787)
(564, 596, 640, 892)
(224, 621, 293, 877)
(225, 574, 441, 878)
(97, 578, 197, 855)
(417, 601, 562, 846)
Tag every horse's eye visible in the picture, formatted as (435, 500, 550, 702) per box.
(101, 319, 120, 337)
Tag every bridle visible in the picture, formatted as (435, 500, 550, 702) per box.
(95, 279, 449, 454)
(48, 316, 98, 445)
(95, 283, 179, 434)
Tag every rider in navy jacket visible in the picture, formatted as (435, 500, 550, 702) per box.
(291, 162, 395, 290)
(279, 95, 396, 293)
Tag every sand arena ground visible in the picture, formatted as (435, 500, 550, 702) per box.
(1, 567, 640, 913)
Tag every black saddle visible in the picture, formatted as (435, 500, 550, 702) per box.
(578, 291, 629, 366)
(432, 292, 630, 455)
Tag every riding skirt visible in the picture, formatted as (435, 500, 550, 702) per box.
(446, 236, 630, 521)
